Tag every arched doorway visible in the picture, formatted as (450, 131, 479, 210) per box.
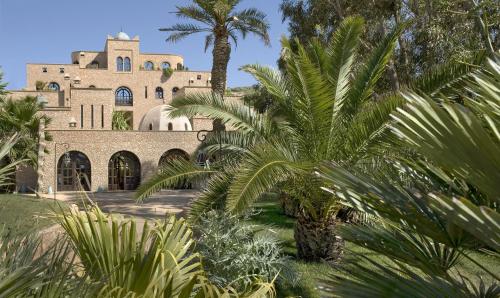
(159, 149, 190, 166)
(57, 151, 91, 191)
(159, 149, 190, 189)
(108, 151, 141, 191)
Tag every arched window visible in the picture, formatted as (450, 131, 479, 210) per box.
(172, 87, 179, 95)
(124, 57, 131, 71)
(168, 123, 173, 131)
(149, 123, 153, 131)
(161, 62, 171, 70)
(48, 82, 60, 91)
(184, 123, 188, 131)
(155, 87, 164, 99)
(89, 85, 96, 88)
(144, 61, 154, 70)
(116, 57, 123, 72)
(115, 87, 133, 105)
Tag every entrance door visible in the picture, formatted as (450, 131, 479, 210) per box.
(108, 151, 141, 191)
(57, 151, 92, 191)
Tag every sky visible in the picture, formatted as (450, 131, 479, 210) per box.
(0, 0, 288, 90)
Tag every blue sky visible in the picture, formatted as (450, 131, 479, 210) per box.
(0, 0, 288, 90)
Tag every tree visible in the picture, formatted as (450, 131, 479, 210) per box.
(111, 111, 131, 130)
(0, 96, 51, 168)
(159, 0, 270, 96)
(280, 0, 499, 90)
(138, 17, 408, 261)
(318, 56, 500, 296)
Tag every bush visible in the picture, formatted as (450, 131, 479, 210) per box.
(162, 67, 174, 79)
(194, 211, 298, 292)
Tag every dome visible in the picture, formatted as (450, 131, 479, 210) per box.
(139, 105, 193, 131)
(116, 31, 130, 40)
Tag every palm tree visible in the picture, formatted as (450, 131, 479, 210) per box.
(159, 0, 270, 95)
(318, 57, 500, 296)
(0, 96, 51, 167)
(137, 17, 485, 261)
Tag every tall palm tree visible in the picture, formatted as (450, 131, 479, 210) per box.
(137, 17, 485, 261)
(160, 0, 270, 95)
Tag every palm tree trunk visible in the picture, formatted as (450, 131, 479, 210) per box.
(36, 118, 45, 196)
(211, 33, 231, 96)
(279, 192, 299, 217)
(294, 210, 344, 262)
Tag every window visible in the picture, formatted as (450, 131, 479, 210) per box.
(161, 62, 171, 70)
(80, 105, 84, 128)
(184, 123, 188, 131)
(149, 123, 153, 131)
(116, 57, 124, 72)
(168, 123, 173, 131)
(176, 63, 183, 70)
(101, 105, 104, 128)
(145, 86, 148, 98)
(115, 87, 133, 105)
(155, 87, 164, 99)
(48, 82, 60, 91)
(89, 85, 96, 88)
(124, 57, 131, 71)
(144, 61, 154, 70)
(59, 67, 65, 73)
(197, 75, 202, 80)
(42, 67, 47, 73)
(172, 87, 179, 94)
(91, 105, 94, 128)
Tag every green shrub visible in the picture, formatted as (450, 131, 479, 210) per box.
(194, 211, 298, 292)
(162, 67, 174, 79)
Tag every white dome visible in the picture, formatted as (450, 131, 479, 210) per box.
(139, 105, 193, 131)
(116, 32, 131, 40)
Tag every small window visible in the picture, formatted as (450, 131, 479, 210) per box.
(59, 67, 65, 73)
(184, 123, 188, 131)
(197, 75, 202, 80)
(172, 87, 179, 94)
(91, 105, 94, 128)
(149, 123, 153, 131)
(161, 62, 171, 70)
(42, 67, 47, 73)
(101, 105, 104, 128)
(80, 105, 84, 128)
(145, 86, 148, 98)
(48, 82, 60, 91)
(124, 57, 131, 71)
(167, 123, 173, 131)
(155, 87, 164, 99)
(117, 57, 124, 72)
(89, 85, 96, 88)
(176, 63, 183, 70)
(144, 61, 154, 71)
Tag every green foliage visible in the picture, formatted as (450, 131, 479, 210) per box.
(0, 96, 51, 167)
(111, 111, 131, 130)
(317, 57, 500, 297)
(162, 67, 174, 79)
(35, 81, 47, 91)
(194, 211, 297, 292)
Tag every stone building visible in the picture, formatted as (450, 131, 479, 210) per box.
(9, 32, 222, 193)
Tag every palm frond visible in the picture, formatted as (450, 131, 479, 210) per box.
(189, 173, 232, 221)
(160, 24, 210, 43)
(176, 5, 215, 26)
(135, 158, 218, 202)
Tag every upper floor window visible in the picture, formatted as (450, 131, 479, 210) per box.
(144, 61, 154, 71)
(167, 123, 173, 131)
(42, 67, 48, 73)
(89, 85, 96, 88)
(124, 57, 131, 72)
(155, 87, 164, 99)
(117, 57, 124, 72)
(48, 82, 60, 91)
(176, 63, 183, 70)
(59, 68, 65, 74)
(115, 87, 133, 106)
(197, 75, 202, 80)
(161, 62, 171, 70)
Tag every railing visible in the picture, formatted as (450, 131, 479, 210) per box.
(115, 97, 133, 106)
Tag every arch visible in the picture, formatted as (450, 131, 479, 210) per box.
(144, 61, 154, 70)
(124, 57, 131, 71)
(176, 63, 183, 70)
(167, 122, 173, 131)
(159, 149, 190, 189)
(155, 87, 164, 99)
(115, 87, 133, 105)
(161, 62, 171, 70)
(48, 82, 60, 91)
(108, 151, 141, 191)
(116, 56, 124, 72)
(57, 151, 91, 191)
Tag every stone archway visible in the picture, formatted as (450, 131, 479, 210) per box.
(57, 151, 91, 191)
(108, 151, 141, 191)
(158, 149, 190, 189)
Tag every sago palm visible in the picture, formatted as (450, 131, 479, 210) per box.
(160, 0, 270, 95)
(137, 17, 485, 261)
(318, 57, 500, 297)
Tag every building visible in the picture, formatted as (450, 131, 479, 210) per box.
(8, 32, 220, 193)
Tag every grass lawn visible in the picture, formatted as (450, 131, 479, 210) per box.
(0, 194, 66, 236)
(249, 196, 500, 298)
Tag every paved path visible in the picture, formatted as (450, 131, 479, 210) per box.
(40, 190, 198, 220)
